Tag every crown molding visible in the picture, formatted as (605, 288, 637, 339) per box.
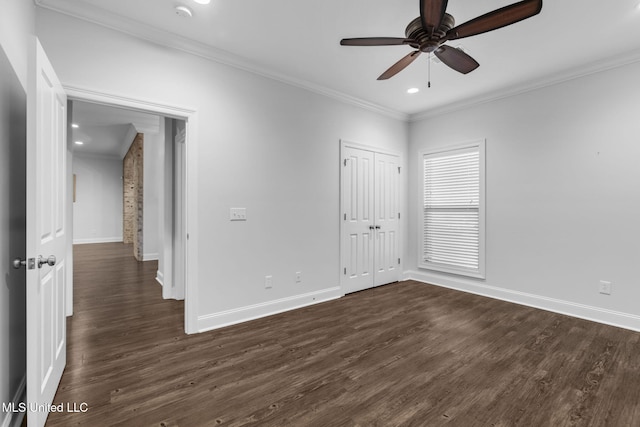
(36, 1, 640, 124)
(35, 0, 408, 122)
(409, 48, 640, 122)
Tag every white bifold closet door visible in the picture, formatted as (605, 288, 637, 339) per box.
(341, 145, 400, 294)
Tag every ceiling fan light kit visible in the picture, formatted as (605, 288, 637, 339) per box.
(340, 0, 543, 81)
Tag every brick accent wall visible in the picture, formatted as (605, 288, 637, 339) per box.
(123, 133, 144, 261)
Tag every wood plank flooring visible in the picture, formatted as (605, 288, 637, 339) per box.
(46, 243, 640, 426)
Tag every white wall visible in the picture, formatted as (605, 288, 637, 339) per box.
(0, 1, 34, 425)
(35, 9, 409, 332)
(142, 127, 163, 261)
(0, 0, 34, 89)
(407, 61, 640, 331)
(72, 154, 123, 244)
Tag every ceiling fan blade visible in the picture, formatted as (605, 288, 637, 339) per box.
(340, 37, 412, 46)
(377, 51, 421, 80)
(447, 0, 542, 40)
(434, 45, 479, 74)
(420, 0, 449, 34)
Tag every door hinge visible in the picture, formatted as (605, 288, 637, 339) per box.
(398, 258, 401, 265)
(344, 267, 347, 275)
(398, 212, 401, 219)
(344, 159, 348, 166)
(344, 213, 346, 220)
(398, 166, 401, 174)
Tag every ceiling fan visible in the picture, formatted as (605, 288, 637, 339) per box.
(340, 0, 543, 80)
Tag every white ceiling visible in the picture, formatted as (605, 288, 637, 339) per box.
(71, 100, 161, 158)
(37, 0, 640, 118)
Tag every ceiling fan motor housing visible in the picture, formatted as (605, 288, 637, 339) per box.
(339, 0, 542, 79)
(406, 14, 455, 52)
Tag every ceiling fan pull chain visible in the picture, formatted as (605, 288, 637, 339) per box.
(428, 53, 431, 88)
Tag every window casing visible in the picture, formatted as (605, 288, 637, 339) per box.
(420, 141, 485, 278)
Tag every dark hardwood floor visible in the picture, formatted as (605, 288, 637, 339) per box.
(47, 243, 640, 426)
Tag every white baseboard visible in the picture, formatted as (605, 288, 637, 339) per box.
(73, 237, 123, 245)
(1, 375, 26, 427)
(143, 253, 159, 261)
(404, 269, 640, 333)
(156, 270, 164, 286)
(197, 287, 343, 333)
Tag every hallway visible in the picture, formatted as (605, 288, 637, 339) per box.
(47, 243, 184, 425)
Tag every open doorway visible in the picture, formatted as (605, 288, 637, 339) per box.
(68, 98, 188, 316)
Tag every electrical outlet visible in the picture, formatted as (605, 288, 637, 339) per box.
(265, 275, 273, 289)
(295, 272, 302, 284)
(599, 280, 612, 295)
(230, 208, 247, 221)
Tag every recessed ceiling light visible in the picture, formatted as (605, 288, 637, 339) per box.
(71, 123, 79, 128)
(407, 88, 420, 94)
(193, 0, 211, 4)
(175, 6, 193, 18)
(74, 141, 84, 145)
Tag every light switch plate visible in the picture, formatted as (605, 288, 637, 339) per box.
(230, 208, 247, 221)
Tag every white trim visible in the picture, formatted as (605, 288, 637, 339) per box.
(35, 0, 407, 122)
(404, 270, 640, 333)
(340, 139, 402, 158)
(197, 287, 343, 333)
(156, 270, 164, 286)
(66, 150, 74, 317)
(1, 375, 26, 427)
(64, 85, 195, 118)
(418, 139, 486, 279)
(63, 85, 199, 334)
(339, 140, 404, 293)
(34, 0, 640, 123)
(184, 114, 199, 333)
(73, 237, 122, 245)
(171, 124, 187, 302)
(143, 252, 159, 261)
(409, 49, 640, 122)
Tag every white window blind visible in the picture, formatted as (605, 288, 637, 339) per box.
(422, 143, 484, 277)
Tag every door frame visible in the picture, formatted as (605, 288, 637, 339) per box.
(339, 139, 403, 292)
(64, 85, 199, 334)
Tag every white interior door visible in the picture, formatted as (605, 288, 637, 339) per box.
(26, 39, 67, 427)
(341, 144, 400, 293)
(373, 152, 400, 286)
(341, 146, 375, 293)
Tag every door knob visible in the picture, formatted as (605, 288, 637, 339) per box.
(38, 255, 56, 268)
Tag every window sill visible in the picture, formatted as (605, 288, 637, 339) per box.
(418, 263, 485, 280)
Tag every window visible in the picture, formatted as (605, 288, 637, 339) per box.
(420, 140, 485, 278)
